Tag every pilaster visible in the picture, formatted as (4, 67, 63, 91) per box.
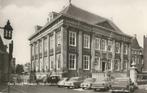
(111, 40, 115, 72)
(61, 26, 67, 71)
(42, 38, 44, 72)
(47, 34, 50, 72)
(121, 42, 124, 71)
(91, 34, 95, 72)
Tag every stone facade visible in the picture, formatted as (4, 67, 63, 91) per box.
(29, 4, 133, 78)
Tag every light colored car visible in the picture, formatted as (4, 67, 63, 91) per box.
(57, 77, 69, 87)
(64, 77, 83, 88)
(110, 77, 135, 93)
(80, 78, 96, 89)
(91, 78, 110, 91)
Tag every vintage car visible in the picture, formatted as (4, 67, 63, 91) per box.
(91, 78, 110, 91)
(47, 75, 60, 85)
(64, 77, 83, 88)
(137, 74, 147, 85)
(57, 77, 69, 87)
(80, 78, 96, 89)
(110, 77, 135, 93)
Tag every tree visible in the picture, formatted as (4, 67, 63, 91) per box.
(16, 64, 24, 75)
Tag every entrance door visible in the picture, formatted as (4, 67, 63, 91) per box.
(102, 62, 106, 72)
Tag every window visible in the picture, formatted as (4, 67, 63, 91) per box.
(57, 54, 61, 69)
(107, 40, 113, 52)
(69, 54, 76, 70)
(124, 44, 128, 55)
(123, 60, 127, 71)
(50, 35, 54, 49)
(31, 45, 34, 59)
(83, 34, 90, 49)
(100, 39, 107, 51)
(83, 55, 90, 70)
(56, 31, 61, 47)
(95, 38, 100, 50)
(115, 42, 120, 53)
(69, 31, 76, 46)
(44, 37, 47, 56)
(114, 59, 120, 71)
(107, 59, 112, 70)
(39, 40, 42, 54)
(94, 56, 100, 70)
(50, 56, 54, 70)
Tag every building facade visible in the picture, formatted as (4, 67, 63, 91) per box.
(29, 4, 133, 79)
(131, 35, 143, 72)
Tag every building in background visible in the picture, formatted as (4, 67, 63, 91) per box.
(143, 35, 147, 72)
(0, 36, 9, 83)
(29, 4, 133, 79)
(23, 62, 31, 74)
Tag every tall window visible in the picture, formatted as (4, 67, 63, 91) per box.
(101, 39, 107, 51)
(44, 37, 47, 56)
(69, 31, 76, 46)
(123, 60, 127, 71)
(83, 34, 90, 49)
(95, 38, 100, 50)
(31, 45, 34, 60)
(39, 40, 42, 54)
(124, 44, 128, 55)
(107, 40, 113, 52)
(107, 59, 112, 70)
(50, 56, 54, 70)
(57, 54, 61, 69)
(94, 56, 100, 71)
(114, 59, 120, 71)
(115, 42, 120, 53)
(69, 54, 76, 70)
(50, 35, 54, 49)
(83, 55, 90, 70)
(56, 31, 61, 47)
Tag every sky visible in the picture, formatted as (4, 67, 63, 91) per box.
(0, 0, 147, 64)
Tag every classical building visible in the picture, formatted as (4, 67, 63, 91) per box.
(130, 35, 143, 72)
(29, 4, 133, 79)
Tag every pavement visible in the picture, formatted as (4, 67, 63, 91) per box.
(0, 84, 147, 93)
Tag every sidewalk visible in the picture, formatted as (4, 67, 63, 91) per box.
(0, 84, 7, 92)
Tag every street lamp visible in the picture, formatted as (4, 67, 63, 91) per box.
(0, 20, 13, 93)
(0, 20, 13, 39)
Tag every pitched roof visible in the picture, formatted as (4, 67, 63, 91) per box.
(131, 37, 141, 49)
(60, 4, 106, 24)
(29, 4, 130, 40)
(60, 4, 126, 35)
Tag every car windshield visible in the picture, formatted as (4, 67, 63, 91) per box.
(84, 78, 95, 82)
(60, 78, 68, 81)
(113, 78, 129, 85)
(69, 77, 80, 81)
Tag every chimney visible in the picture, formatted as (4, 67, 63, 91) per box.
(47, 12, 59, 22)
(35, 25, 42, 33)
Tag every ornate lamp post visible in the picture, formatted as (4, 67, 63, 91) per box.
(0, 20, 13, 93)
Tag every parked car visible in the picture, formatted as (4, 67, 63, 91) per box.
(110, 77, 135, 93)
(137, 74, 147, 85)
(57, 77, 69, 87)
(80, 78, 96, 89)
(47, 75, 60, 85)
(64, 77, 83, 88)
(91, 78, 110, 91)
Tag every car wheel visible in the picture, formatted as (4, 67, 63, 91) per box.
(94, 89, 97, 91)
